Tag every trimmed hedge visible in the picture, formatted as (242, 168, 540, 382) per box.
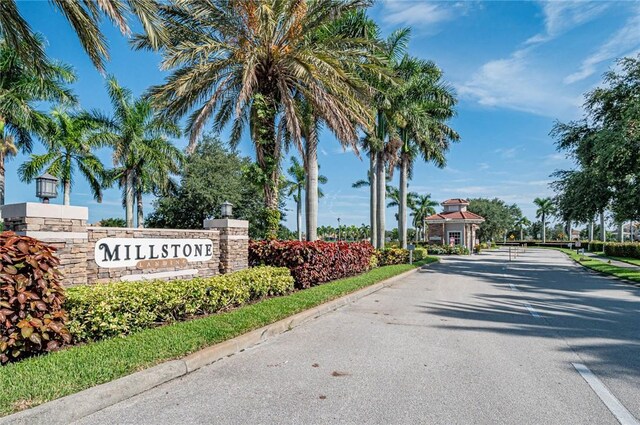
(249, 240, 374, 289)
(65, 266, 294, 342)
(589, 241, 606, 252)
(377, 248, 409, 266)
(604, 243, 640, 259)
(0, 232, 71, 364)
(427, 244, 470, 255)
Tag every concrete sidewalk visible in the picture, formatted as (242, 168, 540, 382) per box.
(582, 251, 640, 269)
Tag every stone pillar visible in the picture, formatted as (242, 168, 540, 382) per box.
(203, 218, 249, 274)
(1, 203, 88, 286)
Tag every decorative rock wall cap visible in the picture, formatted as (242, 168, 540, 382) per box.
(1, 202, 88, 220)
(203, 218, 249, 229)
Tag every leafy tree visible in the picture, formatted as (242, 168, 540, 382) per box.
(146, 136, 281, 239)
(0, 39, 75, 205)
(514, 216, 531, 241)
(139, 0, 382, 238)
(533, 197, 556, 243)
(98, 217, 126, 228)
(99, 76, 180, 227)
(283, 156, 327, 241)
(469, 198, 522, 243)
(19, 109, 107, 205)
(1, 0, 163, 73)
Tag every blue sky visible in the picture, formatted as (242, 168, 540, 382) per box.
(6, 1, 640, 229)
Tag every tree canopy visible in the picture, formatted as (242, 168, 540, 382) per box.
(468, 198, 522, 242)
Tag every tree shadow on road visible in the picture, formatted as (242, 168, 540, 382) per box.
(418, 249, 640, 379)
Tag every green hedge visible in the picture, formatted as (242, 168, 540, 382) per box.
(426, 244, 470, 255)
(604, 243, 640, 259)
(589, 241, 606, 252)
(377, 248, 409, 266)
(65, 267, 294, 342)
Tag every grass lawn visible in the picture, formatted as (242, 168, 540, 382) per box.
(595, 253, 640, 267)
(0, 257, 437, 417)
(547, 247, 640, 286)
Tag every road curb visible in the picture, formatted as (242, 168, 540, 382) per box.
(1, 264, 429, 424)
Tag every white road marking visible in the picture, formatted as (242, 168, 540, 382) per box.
(572, 363, 640, 425)
(525, 302, 541, 318)
(509, 283, 519, 292)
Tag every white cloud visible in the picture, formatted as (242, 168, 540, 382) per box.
(457, 50, 583, 118)
(526, 1, 609, 44)
(564, 7, 640, 84)
(380, 0, 473, 27)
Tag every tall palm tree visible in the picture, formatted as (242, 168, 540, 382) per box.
(387, 186, 417, 224)
(393, 57, 459, 249)
(515, 216, 531, 241)
(534, 197, 556, 243)
(139, 0, 383, 239)
(411, 194, 438, 242)
(0, 0, 164, 73)
(0, 39, 76, 205)
(99, 77, 180, 227)
(284, 155, 326, 241)
(18, 109, 108, 205)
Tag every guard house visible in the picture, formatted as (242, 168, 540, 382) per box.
(424, 199, 485, 252)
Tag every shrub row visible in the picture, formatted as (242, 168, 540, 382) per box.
(249, 240, 374, 288)
(65, 266, 294, 342)
(0, 232, 71, 364)
(375, 247, 429, 266)
(426, 244, 470, 255)
(603, 243, 640, 259)
(588, 241, 606, 252)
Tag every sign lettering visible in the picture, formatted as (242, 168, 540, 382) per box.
(95, 238, 214, 268)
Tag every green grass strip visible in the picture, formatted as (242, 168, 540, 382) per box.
(0, 258, 437, 416)
(543, 247, 640, 285)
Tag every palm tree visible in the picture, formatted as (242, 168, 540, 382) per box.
(1, 0, 164, 73)
(284, 156, 327, 241)
(140, 0, 383, 239)
(534, 197, 556, 243)
(411, 194, 438, 242)
(18, 109, 108, 205)
(387, 186, 418, 224)
(515, 216, 531, 241)
(100, 77, 180, 227)
(0, 39, 76, 205)
(393, 57, 459, 249)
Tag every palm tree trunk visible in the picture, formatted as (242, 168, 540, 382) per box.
(296, 190, 302, 241)
(399, 154, 408, 249)
(542, 214, 546, 243)
(125, 170, 134, 228)
(618, 223, 624, 242)
(63, 179, 71, 205)
(520, 228, 524, 241)
(588, 220, 594, 241)
(305, 131, 318, 241)
(0, 151, 6, 206)
(600, 211, 606, 241)
(376, 152, 385, 249)
(136, 189, 144, 228)
(369, 153, 377, 246)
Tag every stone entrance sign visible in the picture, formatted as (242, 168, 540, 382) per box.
(1, 203, 248, 286)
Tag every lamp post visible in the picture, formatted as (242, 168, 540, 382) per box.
(337, 217, 341, 241)
(221, 201, 233, 219)
(35, 173, 58, 204)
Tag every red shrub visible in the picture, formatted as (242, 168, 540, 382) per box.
(0, 232, 70, 364)
(249, 240, 375, 288)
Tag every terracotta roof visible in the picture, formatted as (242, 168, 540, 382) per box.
(424, 211, 485, 221)
(442, 198, 470, 205)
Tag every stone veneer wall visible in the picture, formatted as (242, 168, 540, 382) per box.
(2, 203, 88, 286)
(203, 219, 248, 274)
(86, 227, 221, 284)
(427, 223, 445, 245)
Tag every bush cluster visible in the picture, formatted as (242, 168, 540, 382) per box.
(426, 244, 470, 255)
(376, 248, 409, 266)
(604, 243, 640, 259)
(588, 241, 606, 252)
(249, 240, 375, 288)
(0, 232, 71, 364)
(65, 266, 293, 342)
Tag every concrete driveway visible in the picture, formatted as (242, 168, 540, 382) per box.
(74, 249, 640, 425)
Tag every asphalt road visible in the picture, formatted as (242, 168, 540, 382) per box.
(75, 248, 640, 425)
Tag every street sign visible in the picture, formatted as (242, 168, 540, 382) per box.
(407, 244, 415, 251)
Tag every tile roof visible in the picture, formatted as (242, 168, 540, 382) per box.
(425, 211, 485, 221)
(442, 198, 470, 205)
